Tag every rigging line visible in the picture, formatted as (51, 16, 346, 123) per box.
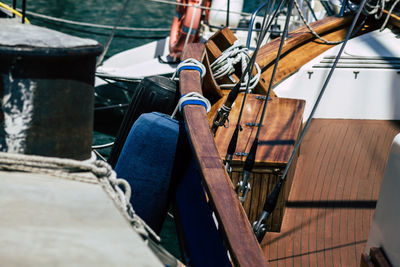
(380, 0, 400, 31)
(22, 0, 26, 23)
(225, 0, 280, 174)
(226, 0, 230, 27)
(293, 0, 343, 44)
(0, 1, 30, 23)
(96, 76, 134, 92)
(237, 0, 295, 203)
(97, 0, 132, 67)
(21, 10, 170, 32)
(149, 0, 252, 16)
(211, 0, 285, 134)
(252, 0, 368, 242)
(303, 0, 319, 21)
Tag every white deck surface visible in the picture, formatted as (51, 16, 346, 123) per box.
(0, 171, 162, 266)
(274, 28, 400, 121)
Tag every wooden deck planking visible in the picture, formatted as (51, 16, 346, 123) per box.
(262, 119, 400, 266)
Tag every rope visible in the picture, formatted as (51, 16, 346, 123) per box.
(210, 40, 261, 91)
(21, 10, 170, 32)
(0, 1, 30, 23)
(293, 0, 343, 44)
(171, 92, 211, 117)
(0, 151, 160, 242)
(181, 2, 201, 60)
(363, 0, 389, 17)
(92, 142, 115, 149)
(171, 58, 206, 80)
(380, 0, 400, 31)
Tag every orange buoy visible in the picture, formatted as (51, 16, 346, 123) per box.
(169, 0, 204, 60)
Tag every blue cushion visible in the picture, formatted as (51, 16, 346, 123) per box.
(115, 112, 179, 233)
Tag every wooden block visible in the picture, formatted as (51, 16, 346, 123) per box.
(213, 93, 305, 231)
(370, 247, 391, 267)
(361, 253, 374, 267)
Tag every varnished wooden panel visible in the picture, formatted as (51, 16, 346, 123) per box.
(213, 93, 304, 232)
(255, 16, 352, 70)
(214, 94, 305, 167)
(261, 119, 400, 266)
(179, 44, 267, 267)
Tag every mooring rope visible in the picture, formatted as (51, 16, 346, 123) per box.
(211, 40, 261, 91)
(21, 10, 170, 32)
(0, 151, 160, 242)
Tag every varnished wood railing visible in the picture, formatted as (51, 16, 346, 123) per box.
(179, 43, 267, 266)
(255, 15, 354, 93)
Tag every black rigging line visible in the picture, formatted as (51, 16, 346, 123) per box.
(236, 0, 295, 202)
(224, 0, 283, 175)
(12, 0, 16, 17)
(252, 0, 369, 242)
(211, 0, 285, 135)
(226, 0, 230, 27)
(22, 0, 26, 23)
(97, 0, 132, 67)
(304, 0, 319, 21)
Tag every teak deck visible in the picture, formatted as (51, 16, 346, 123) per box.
(262, 119, 400, 266)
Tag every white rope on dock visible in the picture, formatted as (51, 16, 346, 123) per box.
(0, 151, 160, 242)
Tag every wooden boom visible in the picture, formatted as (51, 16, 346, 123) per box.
(179, 43, 267, 266)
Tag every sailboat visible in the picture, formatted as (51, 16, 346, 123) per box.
(1, 0, 400, 266)
(93, 0, 329, 116)
(166, 1, 400, 265)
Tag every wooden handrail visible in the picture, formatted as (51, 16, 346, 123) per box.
(179, 43, 267, 266)
(255, 16, 353, 70)
(252, 15, 383, 94)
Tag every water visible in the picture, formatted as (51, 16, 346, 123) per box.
(3, 0, 261, 261)
(7, 0, 261, 57)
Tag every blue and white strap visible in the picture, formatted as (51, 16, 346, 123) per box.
(171, 92, 211, 118)
(171, 58, 206, 81)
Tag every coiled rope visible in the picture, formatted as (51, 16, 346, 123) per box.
(171, 92, 211, 117)
(149, 0, 252, 16)
(211, 40, 261, 91)
(170, 58, 210, 117)
(0, 151, 159, 242)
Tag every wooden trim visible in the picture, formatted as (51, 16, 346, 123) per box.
(255, 16, 353, 71)
(386, 11, 400, 29)
(253, 15, 384, 94)
(179, 43, 267, 266)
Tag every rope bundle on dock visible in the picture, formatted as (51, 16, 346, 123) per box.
(0, 151, 159, 241)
